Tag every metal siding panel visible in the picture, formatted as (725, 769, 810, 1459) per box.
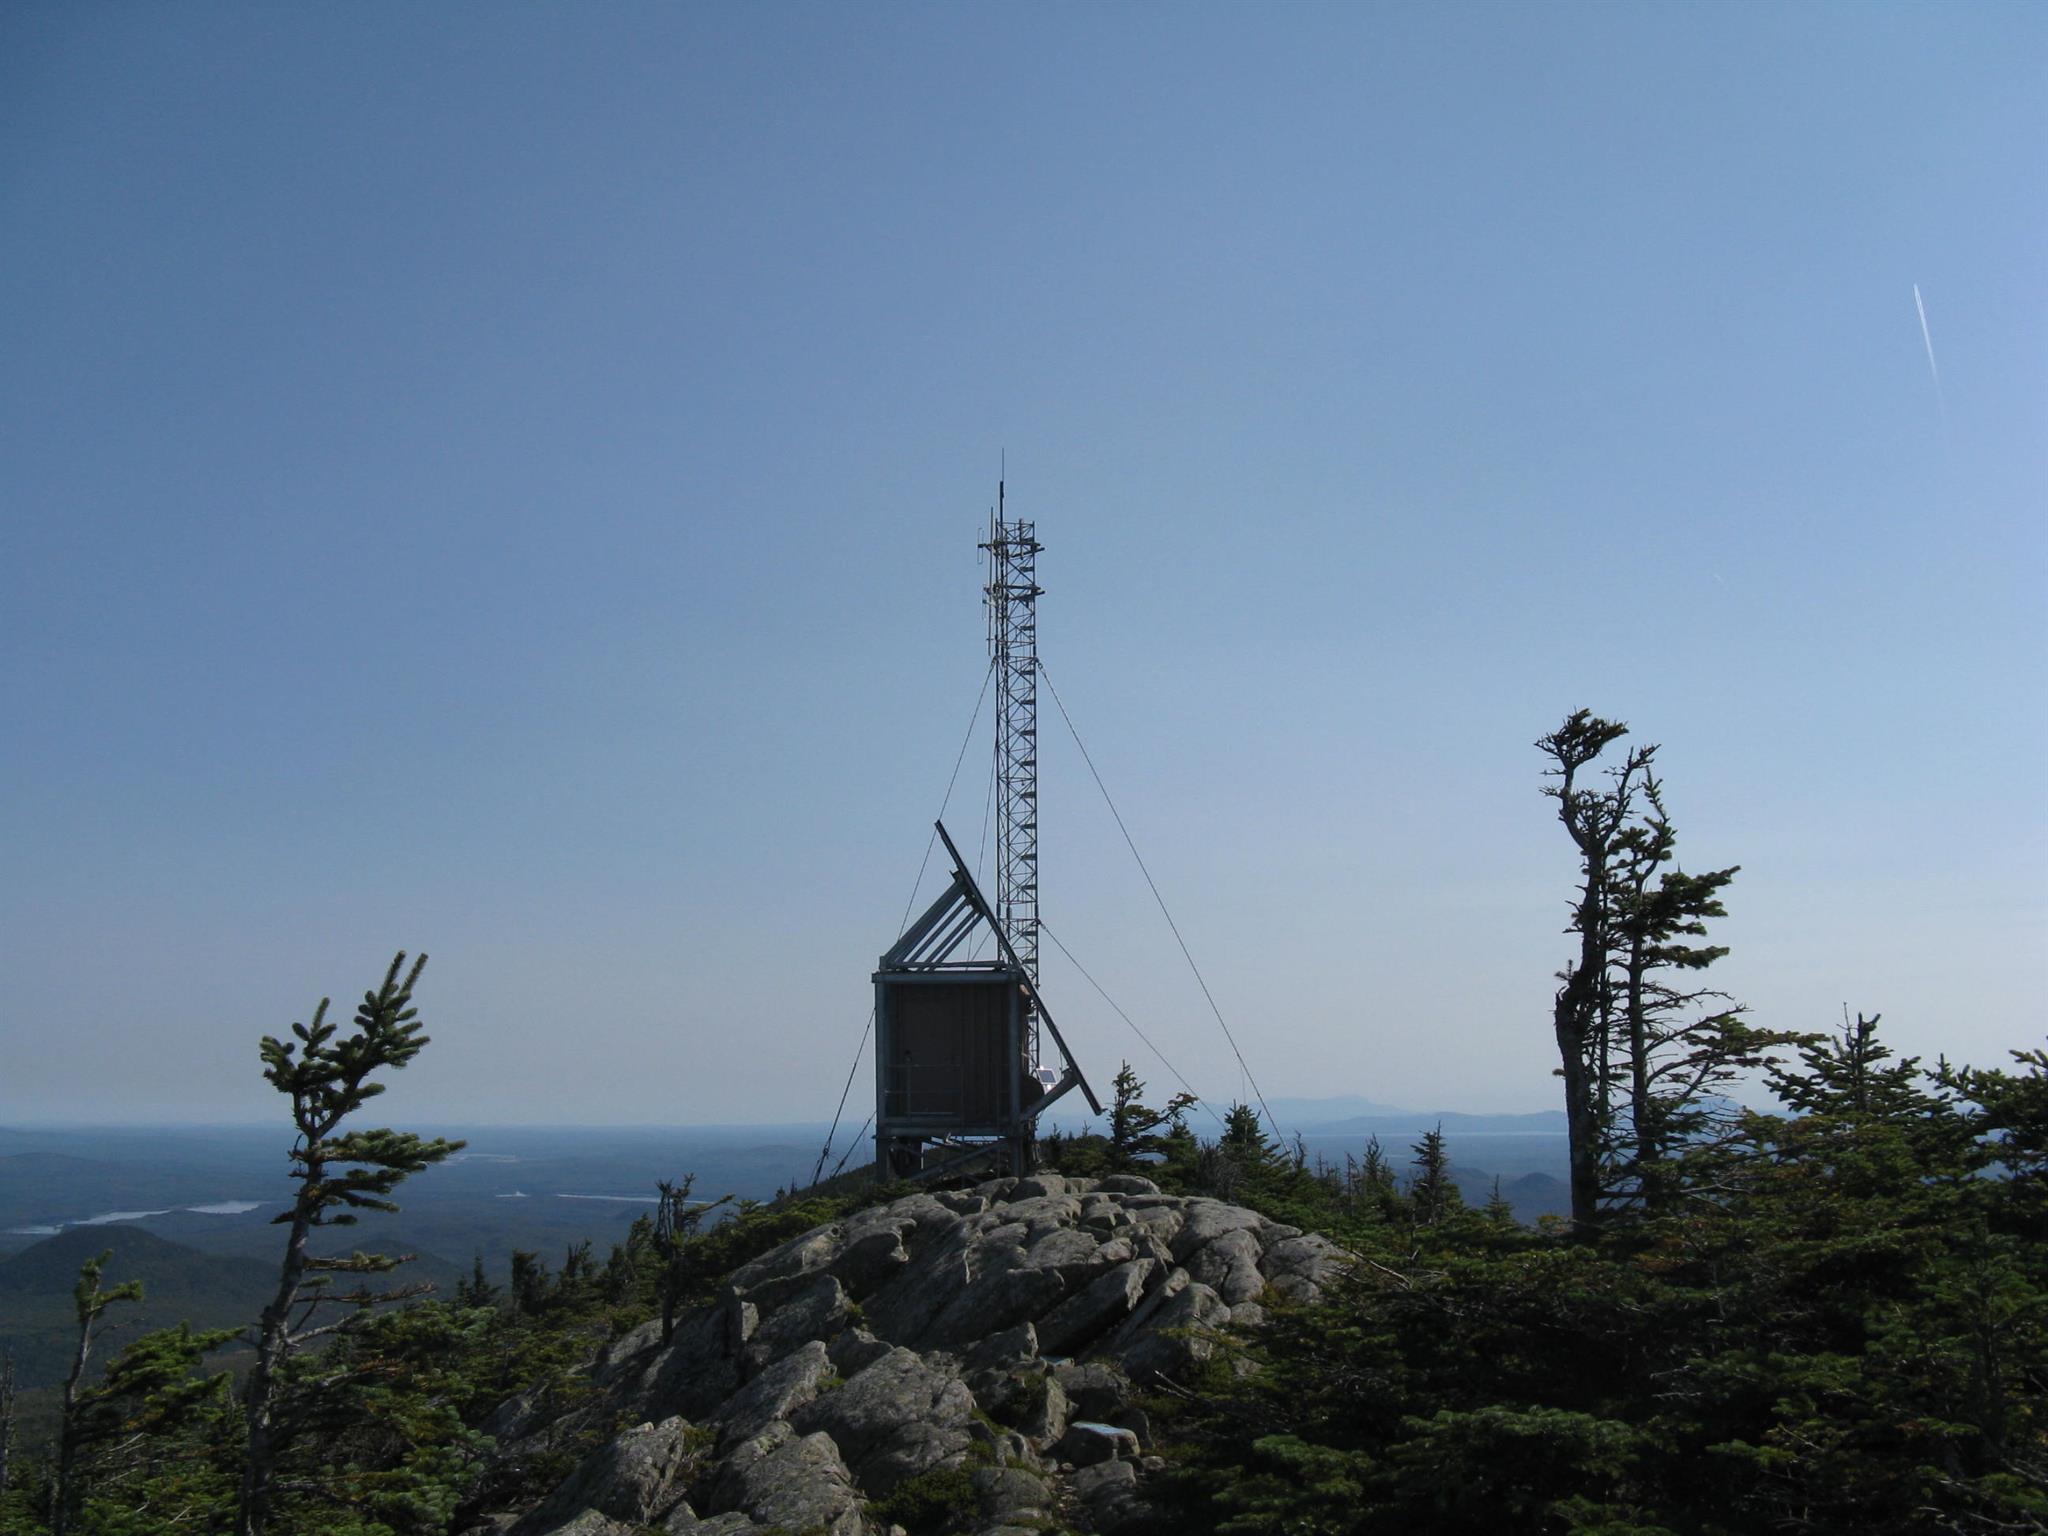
(877, 978, 1016, 1128)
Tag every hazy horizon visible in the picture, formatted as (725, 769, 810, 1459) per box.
(0, 1092, 1571, 1133)
(4, 7, 2041, 1127)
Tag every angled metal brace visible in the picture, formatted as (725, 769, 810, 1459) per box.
(932, 822, 1102, 1116)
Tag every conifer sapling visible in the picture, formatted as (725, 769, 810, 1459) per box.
(237, 951, 462, 1536)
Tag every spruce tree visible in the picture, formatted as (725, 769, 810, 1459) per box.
(1944, 1040, 2048, 1237)
(51, 1253, 141, 1536)
(238, 951, 463, 1536)
(653, 1175, 730, 1343)
(509, 1250, 551, 1318)
(0, 1346, 13, 1500)
(1537, 710, 1644, 1227)
(1408, 1125, 1458, 1227)
(1538, 711, 1789, 1222)
(455, 1252, 498, 1308)
(1106, 1062, 1198, 1173)
(1604, 778, 1796, 1210)
(1484, 1177, 1516, 1226)
(1221, 1101, 1276, 1163)
(66, 1321, 240, 1531)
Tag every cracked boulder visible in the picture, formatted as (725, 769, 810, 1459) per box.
(711, 1425, 864, 1536)
(790, 1345, 975, 1493)
(483, 1176, 1349, 1536)
(512, 1416, 703, 1535)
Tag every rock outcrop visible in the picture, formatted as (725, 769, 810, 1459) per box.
(483, 1174, 1348, 1536)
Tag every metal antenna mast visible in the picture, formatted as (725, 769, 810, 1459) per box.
(981, 477, 1043, 1060)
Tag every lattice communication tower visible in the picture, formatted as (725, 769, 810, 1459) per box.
(981, 481, 1043, 1060)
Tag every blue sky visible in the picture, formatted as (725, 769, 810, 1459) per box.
(2, 4, 2042, 1128)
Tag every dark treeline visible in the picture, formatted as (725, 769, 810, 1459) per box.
(1100, 1020, 2048, 1535)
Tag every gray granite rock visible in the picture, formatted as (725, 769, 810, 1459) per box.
(1094, 1175, 1161, 1196)
(790, 1345, 974, 1494)
(1071, 1457, 1149, 1532)
(1009, 1172, 1068, 1199)
(1170, 1199, 1266, 1261)
(831, 1212, 918, 1297)
(741, 1272, 850, 1372)
(862, 1225, 975, 1343)
(1108, 1404, 1155, 1451)
(999, 1193, 1083, 1228)
(591, 1318, 664, 1388)
(1125, 1204, 1186, 1250)
(513, 1416, 701, 1534)
(532, 1514, 639, 1536)
(490, 1180, 1345, 1536)
(663, 1511, 762, 1536)
(828, 1326, 897, 1376)
(923, 1262, 1068, 1349)
(1260, 1231, 1349, 1302)
(1117, 1281, 1232, 1382)
(715, 1340, 833, 1446)
(1050, 1361, 1132, 1421)
(1229, 1300, 1268, 1331)
(1078, 1200, 1123, 1234)
(644, 1296, 751, 1420)
(1035, 1258, 1156, 1356)
(1058, 1420, 1140, 1467)
(1016, 1224, 1110, 1275)
(712, 1427, 863, 1536)
(1100, 1267, 1189, 1359)
(728, 1224, 844, 1296)
(1018, 1369, 1069, 1447)
(1186, 1226, 1267, 1305)
(971, 1463, 1053, 1524)
(480, 1385, 546, 1445)
(972, 1365, 1067, 1448)
(960, 1322, 1038, 1374)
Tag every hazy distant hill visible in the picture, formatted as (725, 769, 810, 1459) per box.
(0, 1224, 271, 1303)
(0, 1226, 273, 1388)
(0, 1150, 120, 1179)
(0, 1224, 464, 1390)
(1259, 1094, 1415, 1126)
(1302, 1108, 1570, 1135)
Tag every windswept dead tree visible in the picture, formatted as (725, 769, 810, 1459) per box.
(1538, 711, 1791, 1228)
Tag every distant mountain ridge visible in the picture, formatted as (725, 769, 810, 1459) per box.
(0, 1223, 271, 1296)
(1256, 1094, 1414, 1124)
(0, 1224, 465, 1390)
(1297, 1108, 1569, 1135)
(0, 1226, 276, 1388)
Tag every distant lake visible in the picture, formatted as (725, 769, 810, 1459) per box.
(7, 1199, 269, 1236)
(4, 1191, 671, 1233)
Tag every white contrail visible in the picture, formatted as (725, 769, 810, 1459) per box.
(1913, 283, 1949, 429)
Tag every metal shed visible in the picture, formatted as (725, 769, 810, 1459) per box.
(874, 823, 1099, 1180)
